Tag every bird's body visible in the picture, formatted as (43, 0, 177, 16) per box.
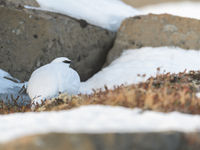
(27, 57, 80, 104)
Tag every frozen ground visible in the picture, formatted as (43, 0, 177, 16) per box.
(0, 105, 200, 142)
(139, 1, 200, 19)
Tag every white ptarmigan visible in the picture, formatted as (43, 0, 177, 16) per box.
(27, 57, 80, 104)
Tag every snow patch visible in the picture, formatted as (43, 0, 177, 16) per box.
(0, 69, 21, 94)
(0, 69, 29, 104)
(80, 47, 200, 94)
(0, 105, 200, 143)
(139, 2, 200, 20)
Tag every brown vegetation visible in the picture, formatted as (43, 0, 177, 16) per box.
(1, 70, 200, 114)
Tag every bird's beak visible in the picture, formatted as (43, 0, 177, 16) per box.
(63, 60, 71, 64)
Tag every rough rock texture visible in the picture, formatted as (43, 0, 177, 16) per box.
(0, 5, 115, 81)
(123, 0, 200, 8)
(105, 14, 200, 65)
(1, 132, 200, 150)
(0, 0, 39, 8)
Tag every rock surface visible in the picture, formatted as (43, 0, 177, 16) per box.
(0, 0, 39, 8)
(123, 0, 200, 8)
(105, 14, 200, 65)
(1, 132, 200, 150)
(0, 4, 115, 81)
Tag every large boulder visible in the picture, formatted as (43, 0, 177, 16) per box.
(1, 132, 200, 150)
(0, 3, 115, 81)
(105, 14, 200, 65)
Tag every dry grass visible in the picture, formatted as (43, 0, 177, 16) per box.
(36, 70, 200, 114)
(0, 101, 31, 114)
(1, 70, 200, 114)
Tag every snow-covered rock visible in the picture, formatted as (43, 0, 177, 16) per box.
(105, 14, 200, 65)
(33, 0, 140, 31)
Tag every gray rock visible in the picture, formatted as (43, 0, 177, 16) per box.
(0, 4, 115, 81)
(0, 0, 39, 8)
(2, 132, 200, 150)
(105, 14, 200, 66)
(163, 24, 178, 33)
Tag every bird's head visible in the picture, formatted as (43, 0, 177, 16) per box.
(51, 57, 71, 67)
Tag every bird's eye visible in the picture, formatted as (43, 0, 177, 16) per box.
(63, 60, 71, 64)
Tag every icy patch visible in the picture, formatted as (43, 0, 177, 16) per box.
(80, 47, 200, 94)
(0, 105, 200, 143)
(26, 0, 140, 31)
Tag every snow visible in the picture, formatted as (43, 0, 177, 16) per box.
(0, 69, 22, 94)
(26, 0, 140, 31)
(80, 47, 200, 94)
(0, 105, 200, 142)
(27, 57, 80, 104)
(0, 69, 29, 104)
(139, 1, 200, 20)
(0, 69, 12, 78)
